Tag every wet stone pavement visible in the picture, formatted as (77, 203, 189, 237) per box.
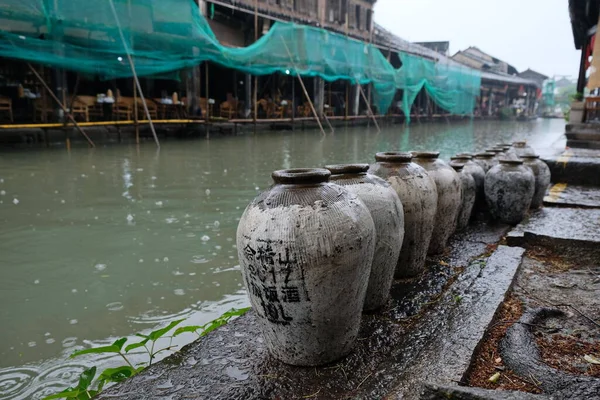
(98, 221, 526, 400)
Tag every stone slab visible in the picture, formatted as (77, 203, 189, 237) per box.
(98, 223, 521, 400)
(566, 139, 600, 150)
(566, 122, 600, 134)
(543, 183, 600, 208)
(507, 207, 600, 249)
(420, 383, 548, 400)
(544, 148, 600, 186)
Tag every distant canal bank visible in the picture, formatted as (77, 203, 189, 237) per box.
(0, 119, 565, 399)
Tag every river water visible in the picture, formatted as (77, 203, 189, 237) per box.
(0, 119, 565, 399)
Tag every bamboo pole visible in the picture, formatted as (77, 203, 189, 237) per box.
(108, 0, 160, 148)
(280, 38, 326, 136)
(27, 63, 95, 148)
(253, 0, 258, 134)
(357, 80, 380, 132)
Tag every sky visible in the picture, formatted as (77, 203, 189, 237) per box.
(374, 0, 580, 79)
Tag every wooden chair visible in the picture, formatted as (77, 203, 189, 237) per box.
(69, 97, 89, 122)
(267, 101, 284, 119)
(136, 98, 158, 120)
(114, 96, 134, 120)
(75, 96, 104, 120)
(34, 96, 53, 122)
(0, 95, 13, 122)
(220, 100, 237, 119)
(584, 96, 600, 122)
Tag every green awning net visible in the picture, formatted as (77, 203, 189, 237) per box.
(0, 0, 481, 119)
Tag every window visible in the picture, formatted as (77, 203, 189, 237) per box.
(340, 0, 347, 26)
(366, 8, 372, 31)
(355, 4, 361, 30)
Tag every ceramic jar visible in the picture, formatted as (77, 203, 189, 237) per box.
(473, 152, 496, 173)
(512, 141, 535, 157)
(327, 164, 404, 312)
(484, 160, 535, 224)
(237, 168, 376, 366)
(451, 163, 476, 231)
(451, 155, 485, 196)
(412, 152, 462, 255)
(521, 155, 551, 209)
(369, 152, 438, 278)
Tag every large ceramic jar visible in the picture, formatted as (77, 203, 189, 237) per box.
(450, 163, 476, 231)
(369, 152, 438, 278)
(521, 155, 551, 209)
(236, 168, 376, 366)
(327, 164, 404, 312)
(473, 152, 496, 173)
(512, 141, 535, 157)
(412, 152, 462, 255)
(451, 155, 485, 196)
(484, 160, 535, 224)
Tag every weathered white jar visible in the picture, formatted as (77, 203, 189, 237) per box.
(521, 155, 551, 209)
(369, 152, 438, 278)
(412, 152, 462, 255)
(473, 152, 496, 173)
(512, 141, 535, 157)
(485, 160, 535, 224)
(451, 155, 485, 197)
(327, 164, 404, 311)
(236, 168, 375, 366)
(451, 163, 476, 231)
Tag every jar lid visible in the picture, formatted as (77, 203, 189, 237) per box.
(412, 151, 440, 159)
(496, 143, 512, 147)
(375, 152, 413, 163)
(456, 152, 474, 158)
(325, 164, 369, 175)
(485, 148, 503, 154)
(451, 155, 473, 160)
(272, 168, 331, 184)
(499, 159, 524, 165)
(474, 152, 495, 158)
(512, 141, 527, 147)
(520, 154, 540, 159)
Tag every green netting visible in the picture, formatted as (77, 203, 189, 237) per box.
(0, 0, 480, 118)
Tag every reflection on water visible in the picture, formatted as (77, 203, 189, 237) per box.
(0, 119, 565, 399)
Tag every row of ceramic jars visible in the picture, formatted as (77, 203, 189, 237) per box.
(236, 151, 468, 367)
(449, 141, 551, 225)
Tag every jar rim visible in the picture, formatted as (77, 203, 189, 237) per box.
(374, 152, 413, 163)
(325, 164, 369, 175)
(499, 159, 524, 165)
(412, 151, 440, 159)
(451, 155, 473, 160)
(520, 154, 540, 159)
(474, 152, 496, 158)
(272, 168, 331, 184)
(450, 162, 465, 171)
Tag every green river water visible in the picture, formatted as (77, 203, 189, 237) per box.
(0, 119, 565, 399)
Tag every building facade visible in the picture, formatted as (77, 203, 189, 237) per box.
(199, 0, 376, 42)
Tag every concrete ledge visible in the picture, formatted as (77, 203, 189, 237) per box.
(98, 224, 523, 400)
(507, 208, 600, 251)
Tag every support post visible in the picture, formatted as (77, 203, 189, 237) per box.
(134, 78, 139, 143)
(108, 0, 159, 148)
(28, 63, 95, 148)
(205, 62, 210, 139)
(357, 81, 380, 132)
(345, 81, 349, 121)
(281, 38, 326, 135)
(577, 36, 589, 94)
